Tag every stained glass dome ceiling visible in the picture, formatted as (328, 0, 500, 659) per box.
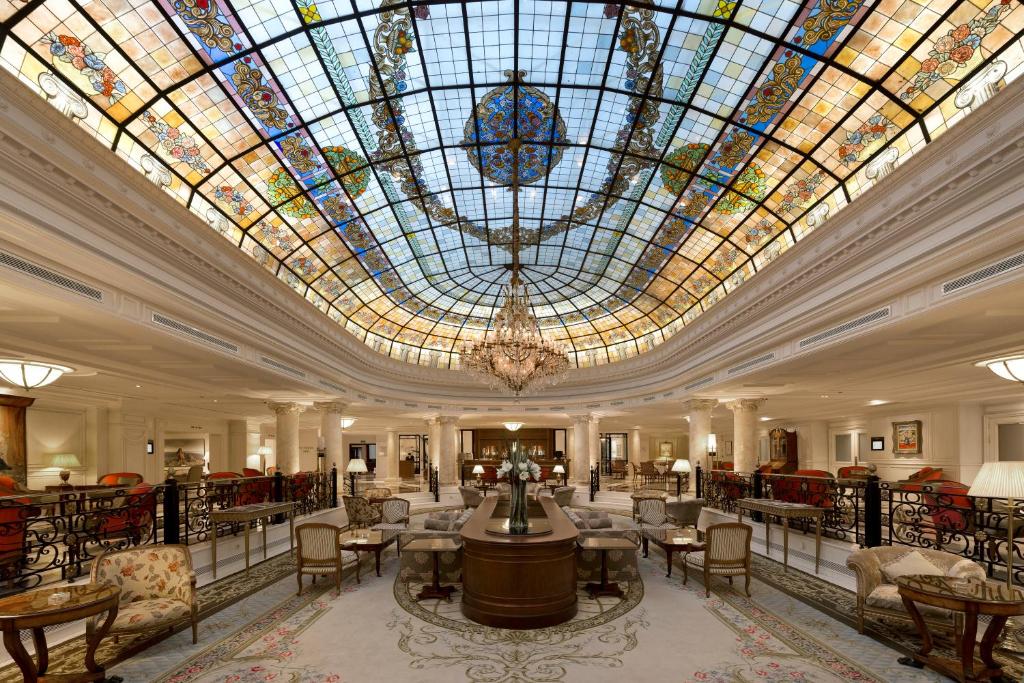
(2, 0, 1023, 370)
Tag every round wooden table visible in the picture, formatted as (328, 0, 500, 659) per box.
(897, 574, 1024, 682)
(0, 584, 119, 682)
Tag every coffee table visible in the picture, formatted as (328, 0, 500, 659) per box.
(0, 584, 119, 682)
(404, 537, 460, 601)
(578, 537, 637, 599)
(642, 528, 704, 577)
(340, 528, 400, 577)
(897, 574, 1024, 682)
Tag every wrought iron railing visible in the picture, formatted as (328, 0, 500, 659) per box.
(700, 469, 1019, 583)
(589, 465, 600, 502)
(0, 471, 335, 595)
(430, 466, 440, 503)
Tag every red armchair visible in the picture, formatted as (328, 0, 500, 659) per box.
(97, 472, 144, 487)
(86, 484, 156, 545)
(242, 468, 263, 478)
(0, 489, 40, 585)
(771, 470, 835, 508)
(837, 465, 871, 480)
(237, 477, 272, 506)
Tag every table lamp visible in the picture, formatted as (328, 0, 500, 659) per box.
(472, 464, 485, 484)
(969, 461, 1024, 588)
(707, 433, 718, 468)
(672, 458, 691, 498)
(51, 453, 80, 484)
(553, 464, 566, 486)
(347, 458, 367, 496)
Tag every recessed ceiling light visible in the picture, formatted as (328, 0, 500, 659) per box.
(867, 399, 890, 406)
(135, 384, 141, 388)
(759, 416, 773, 421)
(820, 394, 830, 399)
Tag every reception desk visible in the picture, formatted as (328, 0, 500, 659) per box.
(460, 495, 579, 628)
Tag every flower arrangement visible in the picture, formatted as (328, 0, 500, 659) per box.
(496, 457, 542, 483)
(495, 443, 540, 534)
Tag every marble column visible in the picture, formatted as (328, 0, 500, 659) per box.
(439, 416, 460, 485)
(227, 420, 247, 473)
(629, 427, 642, 467)
(314, 401, 347, 473)
(729, 399, 765, 474)
(383, 428, 400, 488)
(267, 402, 303, 474)
(684, 399, 718, 486)
(571, 415, 591, 486)
(425, 418, 440, 479)
(588, 417, 601, 471)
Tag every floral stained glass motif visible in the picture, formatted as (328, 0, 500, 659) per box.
(1, 0, 1023, 370)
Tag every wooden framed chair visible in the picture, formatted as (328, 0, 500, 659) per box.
(296, 522, 357, 594)
(88, 544, 198, 644)
(683, 522, 752, 598)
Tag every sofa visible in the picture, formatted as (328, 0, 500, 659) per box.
(846, 546, 986, 634)
(397, 509, 473, 583)
(562, 507, 640, 581)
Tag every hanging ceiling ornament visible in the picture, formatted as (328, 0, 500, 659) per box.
(461, 91, 570, 396)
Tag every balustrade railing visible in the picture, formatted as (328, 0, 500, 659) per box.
(700, 469, 1019, 583)
(0, 471, 334, 595)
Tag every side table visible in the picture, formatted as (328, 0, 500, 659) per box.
(897, 574, 1024, 682)
(404, 537, 460, 601)
(579, 537, 637, 599)
(0, 584, 119, 682)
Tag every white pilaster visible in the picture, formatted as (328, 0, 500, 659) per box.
(439, 416, 460, 485)
(588, 417, 601, 471)
(314, 401, 347, 474)
(227, 419, 247, 472)
(383, 428, 400, 488)
(571, 415, 591, 486)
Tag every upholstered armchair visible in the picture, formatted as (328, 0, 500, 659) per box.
(548, 486, 576, 507)
(373, 498, 411, 530)
(846, 546, 985, 634)
(667, 498, 704, 527)
(630, 490, 668, 520)
(97, 472, 144, 487)
(363, 487, 392, 501)
(459, 485, 485, 508)
(88, 545, 198, 644)
(296, 522, 357, 594)
(636, 497, 676, 529)
(342, 495, 381, 529)
(683, 522, 752, 598)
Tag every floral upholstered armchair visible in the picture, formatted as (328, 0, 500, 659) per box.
(342, 495, 381, 529)
(88, 544, 199, 644)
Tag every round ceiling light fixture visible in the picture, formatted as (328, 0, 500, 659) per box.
(0, 359, 73, 390)
(503, 422, 523, 432)
(978, 356, 1024, 383)
(340, 417, 356, 430)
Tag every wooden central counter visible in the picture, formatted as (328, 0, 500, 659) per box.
(460, 495, 579, 629)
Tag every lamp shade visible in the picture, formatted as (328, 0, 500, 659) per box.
(553, 464, 565, 474)
(257, 446, 272, 457)
(0, 359, 72, 390)
(472, 465, 485, 474)
(340, 417, 356, 429)
(503, 422, 523, 432)
(346, 458, 368, 473)
(50, 453, 80, 469)
(979, 356, 1024, 383)
(672, 458, 691, 473)
(707, 433, 718, 452)
(968, 462, 1024, 499)
(246, 454, 262, 470)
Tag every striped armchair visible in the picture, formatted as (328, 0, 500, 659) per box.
(373, 498, 411, 531)
(636, 498, 677, 530)
(296, 523, 358, 593)
(683, 522, 752, 598)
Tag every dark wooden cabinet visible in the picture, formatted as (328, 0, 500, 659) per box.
(768, 428, 798, 474)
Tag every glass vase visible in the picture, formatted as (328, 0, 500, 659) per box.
(508, 478, 529, 534)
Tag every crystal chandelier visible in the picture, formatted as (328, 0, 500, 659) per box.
(461, 134, 570, 396)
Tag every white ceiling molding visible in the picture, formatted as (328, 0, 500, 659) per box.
(941, 251, 1024, 297)
(0, 248, 103, 302)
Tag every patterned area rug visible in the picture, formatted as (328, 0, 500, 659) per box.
(107, 549, 947, 682)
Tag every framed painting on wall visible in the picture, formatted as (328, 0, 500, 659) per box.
(659, 442, 673, 459)
(892, 421, 923, 456)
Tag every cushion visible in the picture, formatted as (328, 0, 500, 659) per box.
(424, 517, 453, 531)
(561, 507, 587, 529)
(684, 551, 747, 575)
(866, 585, 952, 619)
(881, 551, 945, 582)
(112, 598, 190, 632)
(452, 508, 474, 531)
(581, 512, 613, 529)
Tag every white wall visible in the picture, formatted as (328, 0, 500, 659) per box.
(25, 405, 89, 488)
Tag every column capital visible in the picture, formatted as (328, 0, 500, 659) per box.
(313, 401, 348, 415)
(569, 413, 593, 424)
(726, 398, 766, 412)
(682, 399, 718, 413)
(267, 401, 304, 415)
(438, 416, 459, 425)
(385, 426, 398, 433)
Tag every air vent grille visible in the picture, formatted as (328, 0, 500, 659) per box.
(727, 352, 776, 376)
(684, 375, 715, 391)
(151, 313, 238, 353)
(942, 252, 1024, 295)
(318, 380, 347, 394)
(259, 356, 305, 378)
(798, 307, 891, 349)
(0, 250, 102, 301)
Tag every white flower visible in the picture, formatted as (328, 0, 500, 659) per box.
(519, 471, 529, 481)
(518, 462, 527, 471)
